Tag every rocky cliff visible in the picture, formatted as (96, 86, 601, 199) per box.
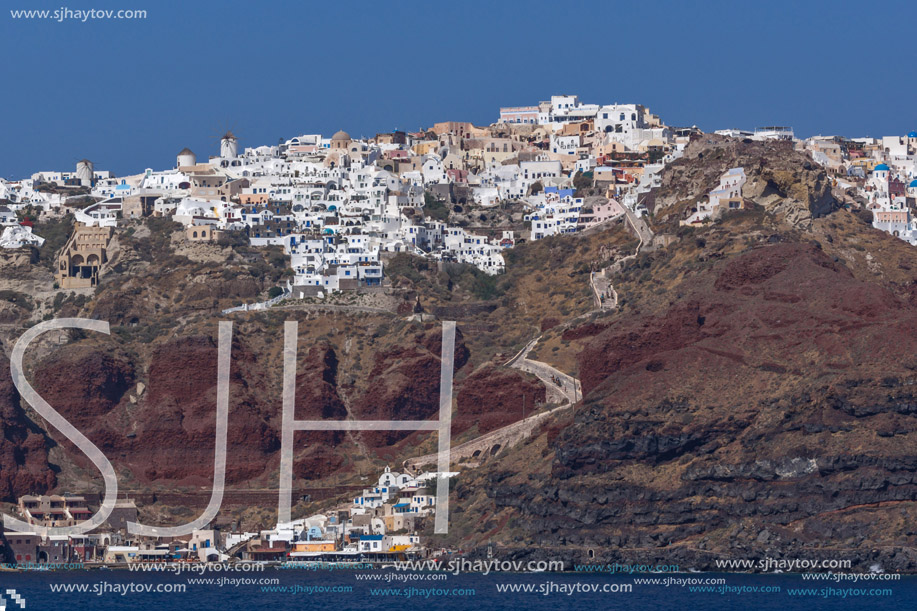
(6, 137, 917, 570)
(442, 202, 917, 570)
(653, 135, 837, 228)
(0, 353, 56, 500)
(422, 139, 917, 571)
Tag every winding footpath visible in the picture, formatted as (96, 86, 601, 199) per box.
(407, 206, 658, 470)
(589, 207, 654, 310)
(417, 205, 655, 466)
(404, 338, 580, 470)
(504, 336, 580, 404)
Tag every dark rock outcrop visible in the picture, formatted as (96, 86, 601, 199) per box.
(473, 238, 917, 570)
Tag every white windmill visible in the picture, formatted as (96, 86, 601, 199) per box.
(220, 131, 239, 159)
(176, 147, 197, 168)
(75, 159, 94, 186)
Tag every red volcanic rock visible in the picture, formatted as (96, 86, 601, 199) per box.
(454, 365, 546, 435)
(576, 243, 867, 397)
(293, 444, 344, 481)
(3, 315, 482, 498)
(31, 334, 280, 488)
(294, 342, 347, 421)
(483, 237, 917, 566)
(7, 321, 475, 494)
(566, 242, 917, 475)
(353, 326, 469, 447)
(292, 342, 347, 480)
(135, 336, 227, 482)
(561, 321, 611, 342)
(422, 326, 471, 367)
(712, 243, 796, 291)
(577, 299, 707, 397)
(134, 335, 280, 485)
(30, 344, 136, 476)
(0, 353, 55, 501)
(32, 345, 134, 431)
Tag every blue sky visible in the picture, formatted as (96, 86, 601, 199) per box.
(2, 0, 915, 179)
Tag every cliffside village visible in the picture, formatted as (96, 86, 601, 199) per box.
(3, 98, 915, 297)
(4, 98, 917, 568)
(2, 98, 917, 296)
(2, 467, 446, 566)
(4, 96, 915, 296)
(712, 128, 917, 242)
(1, 94, 689, 295)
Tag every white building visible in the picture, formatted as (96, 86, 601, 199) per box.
(682, 167, 746, 225)
(0, 224, 44, 249)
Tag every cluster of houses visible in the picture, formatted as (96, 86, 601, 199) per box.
(795, 131, 917, 244)
(6, 96, 917, 293)
(0, 94, 692, 294)
(669, 128, 917, 240)
(1, 467, 445, 566)
(813, 131, 917, 245)
(0, 222, 44, 249)
(0, 204, 44, 249)
(1, 494, 150, 565)
(238, 467, 441, 562)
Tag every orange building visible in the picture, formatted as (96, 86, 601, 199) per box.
(291, 541, 336, 553)
(239, 193, 270, 205)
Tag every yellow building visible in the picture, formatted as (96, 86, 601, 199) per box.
(412, 141, 439, 156)
(389, 544, 412, 552)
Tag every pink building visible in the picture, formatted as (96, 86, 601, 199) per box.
(578, 199, 626, 229)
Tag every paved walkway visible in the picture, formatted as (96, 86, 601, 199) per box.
(590, 269, 618, 310)
(623, 206, 655, 247)
(504, 336, 580, 404)
(589, 205, 655, 311)
(267, 303, 395, 315)
(403, 401, 571, 471)
(404, 335, 584, 470)
(350, 209, 654, 472)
